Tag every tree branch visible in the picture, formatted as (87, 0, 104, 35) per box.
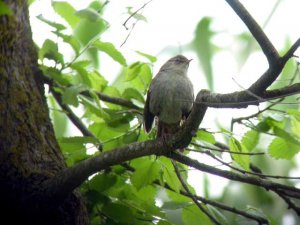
(39, 1, 300, 219)
(42, 75, 140, 110)
(175, 187, 269, 224)
(41, 89, 210, 201)
(172, 160, 221, 225)
(197, 83, 300, 108)
(51, 89, 100, 147)
(169, 152, 300, 198)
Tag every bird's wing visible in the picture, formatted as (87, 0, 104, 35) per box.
(143, 90, 155, 133)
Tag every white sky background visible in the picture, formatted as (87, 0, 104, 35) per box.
(29, 0, 300, 198)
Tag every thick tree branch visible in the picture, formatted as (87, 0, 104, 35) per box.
(38, 2, 300, 219)
(197, 83, 300, 108)
(41, 90, 209, 201)
(225, 0, 300, 95)
(42, 139, 166, 201)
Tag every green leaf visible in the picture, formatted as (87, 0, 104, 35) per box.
(162, 201, 191, 210)
(182, 205, 214, 225)
(89, 122, 124, 151)
(74, 18, 107, 45)
(70, 60, 92, 86)
(80, 95, 110, 120)
(0, 2, 13, 16)
(241, 130, 259, 152)
(42, 66, 72, 86)
(70, 60, 91, 69)
(135, 51, 157, 62)
(112, 63, 152, 94)
(89, 173, 117, 192)
(102, 86, 122, 109)
(93, 40, 127, 66)
(229, 138, 250, 170)
(122, 88, 144, 103)
(122, 131, 139, 144)
(59, 140, 88, 166)
(52, 31, 80, 55)
(131, 159, 161, 190)
(39, 39, 64, 64)
(102, 203, 135, 223)
(255, 120, 271, 132)
(62, 85, 88, 107)
(273, 126, 300, 146)
(48, 95, 68, 138)
(75, 8, 101, 22)
(87, 71, 108, 92)
(196, 129, 216, 144)
(160, 158, 181, 193)
(291, 116, 300, 138)
(52, 1, 80, 28)
(192, 17, 214, 90)
(139, 63, 153, 91)
(157, 221, 172, 225)
(207, 206, 229, 225)
(126, 62, 143, 81)
(37, 14, 66, 31)
(268, 137, 299, 159)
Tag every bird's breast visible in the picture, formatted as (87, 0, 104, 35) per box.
(149, 72, 193, 124)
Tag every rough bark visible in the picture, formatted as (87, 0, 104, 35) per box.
(0, 1, 89, 224)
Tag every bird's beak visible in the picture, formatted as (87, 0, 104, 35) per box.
(188, 59, 193, 64)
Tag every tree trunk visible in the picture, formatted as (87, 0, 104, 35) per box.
(0, 1, 89, 224)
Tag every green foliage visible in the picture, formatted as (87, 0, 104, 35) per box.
(31, 0, 300, 224)
(229, 137, 250, 170)
(241, 130, 259, 152)
(192, 17, 215, 90)
(130, 157, 160, 190)
(93, 40, 127, 66)
(268, 137, 299, 159)
(182, 205, 214, 225)
(196, 129, 216, 144)
(52, 1, 79, 28)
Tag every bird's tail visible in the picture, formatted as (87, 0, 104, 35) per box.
(157, 121, 185, 152)
(157, 121, 180, 139)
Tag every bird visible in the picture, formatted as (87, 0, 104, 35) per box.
(143, 54, 194, 141)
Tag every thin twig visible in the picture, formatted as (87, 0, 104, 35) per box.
(42, 76, 140, 110)
(51, 89, 103, 151)
(122, 0, 153, 30)
(171, 160, 221, 225)
(121, 0, 153, 47)
(191, 142, 264, 156)
(277, 191, 300, 216)
(81, 90, 141, 110)
(169, 152, 300, 198)
(197, 149, 300, 180)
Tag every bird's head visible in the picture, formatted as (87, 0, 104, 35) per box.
(159, 55, 192, 75)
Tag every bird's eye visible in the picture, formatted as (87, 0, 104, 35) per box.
(174, 59, 182, 64)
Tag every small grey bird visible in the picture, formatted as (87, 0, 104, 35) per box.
(143, 55, 194, 139)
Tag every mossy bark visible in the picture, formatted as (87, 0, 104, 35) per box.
(0, 1, 89, 224)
